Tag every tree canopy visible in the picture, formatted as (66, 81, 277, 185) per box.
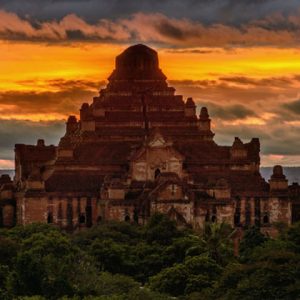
(0, 215, 299, 299)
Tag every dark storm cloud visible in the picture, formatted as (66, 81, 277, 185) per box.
(1, 0, 299, 24)
(0, 120, 64, 160)
(154, 18, 203, 41)
(170, 78, 298, 105)
(283, 99, 300, 114)
(1, 1, 300, 47)
(200, 102, 257, 120)
(0, 79, 103, 117)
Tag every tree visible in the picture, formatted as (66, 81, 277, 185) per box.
(163, 235, 203, 265)
(7, 223, 60, 240)
(149, 255, 222, 297)
(145, 213, 180, 245)
(88, 238, 127, 273)
(201, 222, 235, 265)
(239, 226, 268, 261)
(286, 221, 300, 253)
(149, 263, 188, 296)
(94, 272, 140, 296)
(10, 231, 100, 298)
(0, 236, 18, 267)
(0, 264, 11, 300)
(213, 240, 300, 299)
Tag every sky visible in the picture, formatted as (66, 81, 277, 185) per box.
(1, 0, 300, 168)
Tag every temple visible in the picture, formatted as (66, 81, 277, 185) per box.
(1, 44, 300, 233)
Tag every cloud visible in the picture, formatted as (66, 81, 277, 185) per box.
(219, 76, 294, 87)
(283, 99, 300, 114)
(0, 79, 103, 120)
(1, 0, 300, 25)
(0, 159, 14, 169)
(166, 49, 221, 54)
(170, 76, 300, 108)
(1, 9, 300, 47)
(196, 102, 257, 121)
(213, 118, 300, 157)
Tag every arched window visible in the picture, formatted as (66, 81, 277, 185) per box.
(154, 168, 161, 179)
(245, 198, 251, 226)
(254, 197, 261, 227)
(133, 208, 139, 224)
(263, 214, 269, 224)
(205, 209, 210, 222)
(67, 202, 73, 227)
(211, 205, 217, 223)
(79, 213, 86, 224)
(47, 212, 53, 224)
(85, 198, 92, 228)
(234, 213, 240, 226)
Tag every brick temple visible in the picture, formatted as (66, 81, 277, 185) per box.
(1, 44, 300, 232)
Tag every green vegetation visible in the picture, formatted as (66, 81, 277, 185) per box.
(0, 214, 300, 299)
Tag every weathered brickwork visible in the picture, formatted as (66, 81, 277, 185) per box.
(1, 44, 300, 231)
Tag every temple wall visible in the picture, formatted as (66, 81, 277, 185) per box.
(26, 181, 44, 190)
(58, 149, 73, 158)
(132, 146, 183, 181)
(108, 189, 125, 200)
(107, 204, 135, 222)
(21, 196, 48, 224)
(81, 121, 95, 131)
(2, 204, 15, 227)
(16, 195, 104, 228)
(151, 201, 193, 223)
(14, 142, 57, 183)
(0, 190, 13, 199)
(214, 188, 231, 200)
(217, 204, 234, 225)
(269, 197, 291, 224)
(157, 184, 183, 200)
(270, 181, 288, 190)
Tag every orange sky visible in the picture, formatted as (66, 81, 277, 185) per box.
(2, 42, 300, 90)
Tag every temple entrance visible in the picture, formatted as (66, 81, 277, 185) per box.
(263, 214, 269, 224)
(47, 212, 53, 224)
(79, 213, 86, 224)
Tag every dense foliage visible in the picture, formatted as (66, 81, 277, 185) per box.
(0, 215, 300, 299)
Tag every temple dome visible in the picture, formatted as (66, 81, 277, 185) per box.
(108, 44, 166, 81)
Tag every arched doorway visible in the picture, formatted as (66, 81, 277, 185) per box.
(47, 212, 53, 224)
(79, 213, 86, 224)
